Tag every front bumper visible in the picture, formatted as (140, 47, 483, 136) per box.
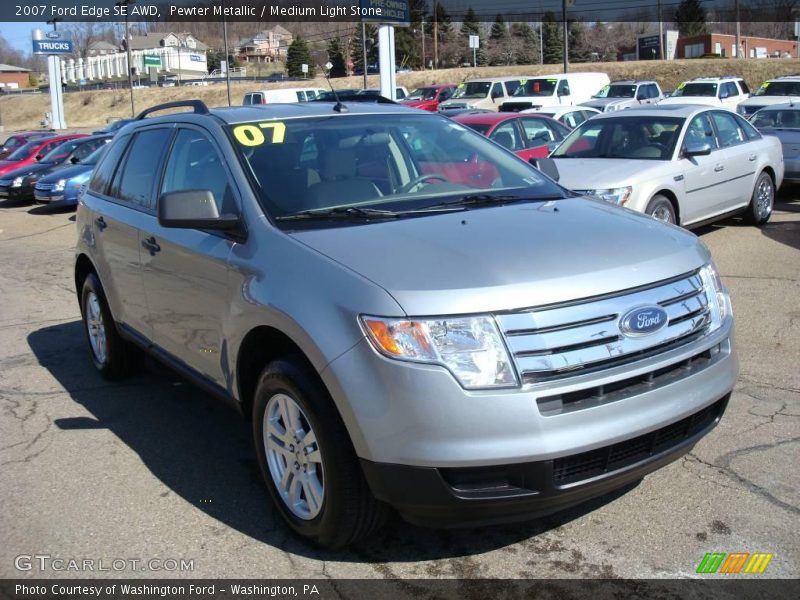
(0, 185, 33, 201)
(361, 393, 728, 527)
(34, 189, 64, 203)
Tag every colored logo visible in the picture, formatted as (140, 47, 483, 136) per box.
(696, 552, 773, 574)
(619, 305, 668, 337)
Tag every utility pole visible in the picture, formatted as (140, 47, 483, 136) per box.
(735, 0, 741, 58)
(421, 19, 425, 70)
(562, 0, 568, 73)
(539, 21, 543, 64)
(433, 3, 438, 69)
(115, 0, 135, 117)
(658, 0, 664, 59)
(361, 22, 368, 87)
(222, 0, 231, 106)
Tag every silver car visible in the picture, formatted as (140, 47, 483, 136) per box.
(75, 100, 737, 547)
(750, 102, 800, 184)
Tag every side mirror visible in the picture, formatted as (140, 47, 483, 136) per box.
(35, 154, 44, 161)
(684, 142, 712, 157)
(70, 156, 80, 164)
(530, 157, 560, 182)
(158, 190, 240, 231)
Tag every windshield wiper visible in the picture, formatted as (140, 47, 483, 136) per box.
(422, 193, 564, 210)
(275, 206, 403, 221)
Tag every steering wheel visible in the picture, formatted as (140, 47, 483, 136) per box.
(396, 173, 449, 194)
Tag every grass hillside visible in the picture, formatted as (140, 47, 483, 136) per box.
(2, 58, 800, 131)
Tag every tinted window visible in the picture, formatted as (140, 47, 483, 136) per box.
(721, 82, 738, 98)
(72, 138, 109, 162)
(711, 111, 745, 147)
(161, 129, 237, 214)
(504, 80, 521, 95)
(738, 80, 750, 94)
(89, 134, 131, 195)
(557, 80, 571, 96)
(751, 109, 800, 130)
(113, 129, 172, 208)
(684, 114, 718, 149)
(7, 140, 40, 161)
(490, 83, 503, 98)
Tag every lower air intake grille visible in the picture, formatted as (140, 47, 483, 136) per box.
(552, 397, 726, 486)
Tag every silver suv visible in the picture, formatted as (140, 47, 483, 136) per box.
(75, 99, 737, 547)
(580, 80, 665, 112)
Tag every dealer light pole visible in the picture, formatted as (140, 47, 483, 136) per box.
(222, 0, 232, 106)
(562, 0, 569, 73)
(116, 0, 136, 117)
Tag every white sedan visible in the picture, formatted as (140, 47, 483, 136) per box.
(549, 104, 783, 227)
(520, 105, 601, 129)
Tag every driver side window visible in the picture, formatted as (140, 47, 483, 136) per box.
(684, 114, 717, 151)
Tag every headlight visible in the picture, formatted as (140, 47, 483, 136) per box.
(360, 315, 518, 389)
(605, 103, 620, 112)
(700, 261, 731, 332)
(53, 179, 67, 192)
(585, 186, 632, 206)
(11, 176, 23, 188)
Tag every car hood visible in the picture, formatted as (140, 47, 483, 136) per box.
(1, 162, 55, 181)
(581, 98, 632, 110)
(0, 160, 28, 175)
(38, 163, 93, 184)
(552, 158, 667, 190)
(402, 99, 436, 108)
(288, 198, 707, 316)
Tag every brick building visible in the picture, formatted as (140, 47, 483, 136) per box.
(677, 34, 798, 59)
(0, 64, 31, 89)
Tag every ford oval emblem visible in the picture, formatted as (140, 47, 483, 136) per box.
(620, 306, 668, 337)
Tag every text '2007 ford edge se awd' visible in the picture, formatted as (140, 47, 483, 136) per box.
(74, 99, 737, 547)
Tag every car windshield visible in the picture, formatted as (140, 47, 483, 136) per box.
(230, 113, 563, 227)
(552, 116, 684, 160)
(41, 139, 81, 163)
(2, 136, 24, 149)
(407, 87, 438, 100)
(514, 79, 557, 97)
(452, 82, 491, 99)
(751, 109, 800, 129)
(81, 145, 107, 165)
(6, 141, 39, 161)
(753, 81, 800, 96)
(594, 84, 636, 98)
(671, 83, 718, 97)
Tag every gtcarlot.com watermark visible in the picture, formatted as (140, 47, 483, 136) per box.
(15, 554, 194, 573)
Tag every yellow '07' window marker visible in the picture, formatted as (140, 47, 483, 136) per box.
(232, 122, 286, 146)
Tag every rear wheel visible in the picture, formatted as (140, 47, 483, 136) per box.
(645, 194, 677, 224)
(745, 171, 774, 226)
(252, 358, 387, 547)
(80, 273, 139, 379)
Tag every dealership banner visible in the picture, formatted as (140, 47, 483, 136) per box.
(3, 0, 799, 23)
(1, 579, 799, 600)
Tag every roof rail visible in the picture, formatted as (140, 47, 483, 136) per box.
(135, 100, 210, 120)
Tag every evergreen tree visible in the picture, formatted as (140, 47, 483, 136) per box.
(511, 22, 539, 65)
(461, 7, 480, 39)
(352, 23, 378, 73)
(286, 36, 314, 77)
(326, 37, 346, 78)
(568, 20, 590, 62)
(489, 14, 508, 42)
(395, 0, 427, 68)
(674, 0, 707, 37)
(542, 12, 563, 64)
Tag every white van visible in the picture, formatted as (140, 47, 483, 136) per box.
(242, 88, 326, 105)
(499, 72, 610, 112)
(438, 76, 532, 112)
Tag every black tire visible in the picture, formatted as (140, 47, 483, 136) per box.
(79, 272, 139, 379)
(745, 171, 774, 226)
(645, 194, 677, 225)
(252, 357, 387, 548)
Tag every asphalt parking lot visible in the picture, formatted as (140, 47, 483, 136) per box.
(0, 195, 797, 580)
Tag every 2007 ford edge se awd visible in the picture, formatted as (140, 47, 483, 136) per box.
(75, 100, 737, 547)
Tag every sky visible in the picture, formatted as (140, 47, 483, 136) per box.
(0, 22, 50, 55)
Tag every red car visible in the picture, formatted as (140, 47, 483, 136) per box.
(401, 84, 457, 111)
(0, 133, 87, 177)
(0, 131, 56, 160)
(453, 112, 571, 161)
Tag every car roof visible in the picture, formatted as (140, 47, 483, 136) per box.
(590, 104, 710, 119)
(610, 80, 657, 85)
(453, 112, 562, 127)
(753, 102, 800, 110)
(150, 102, 435, 125)
(687, 76, 743, 82)
(463, 76, 532, 83)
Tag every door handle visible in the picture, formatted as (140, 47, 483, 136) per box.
(94, 216, 107, 231)
(749, 154, 757, 161)
(141, 236, 161, 255)
(714, 164, 725, 172)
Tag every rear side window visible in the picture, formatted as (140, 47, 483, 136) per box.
(738, 80, 750, 94)
(504, 80, 520, 95)
(89, 134, 131, 195)
(110, 128, 172, 208)
(711, 111, 745, 148)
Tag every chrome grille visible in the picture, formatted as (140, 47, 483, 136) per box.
(496, 270, 711, 383)
(35, 182, 54, 192)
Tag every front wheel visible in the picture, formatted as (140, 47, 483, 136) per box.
(745, 171, 774, 226)
(645, 194, 677, 224)
(252, 358, 387, 548)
